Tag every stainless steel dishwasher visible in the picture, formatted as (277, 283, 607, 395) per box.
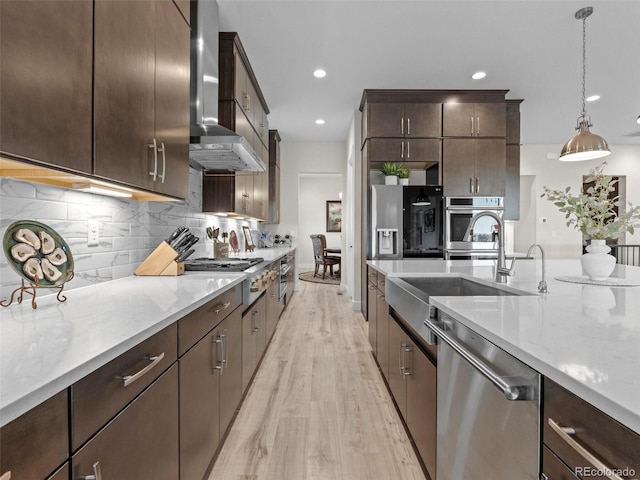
(424, 313, 540, 480)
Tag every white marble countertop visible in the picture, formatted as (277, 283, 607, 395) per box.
(369, 258, 640, 435)
(0, 247, 294, 427)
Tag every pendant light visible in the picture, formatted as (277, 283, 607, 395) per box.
(559, 7, 611, 162)
(636, 115, 640, 125)
(412, 188, 431, 206)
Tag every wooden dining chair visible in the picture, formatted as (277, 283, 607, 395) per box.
(310, 234, 340, 279)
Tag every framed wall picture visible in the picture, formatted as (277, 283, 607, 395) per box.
(326, 200, 342, 232)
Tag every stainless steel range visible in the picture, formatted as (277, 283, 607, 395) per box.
(184, 257, 264, 272)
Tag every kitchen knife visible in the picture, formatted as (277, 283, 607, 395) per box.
(170, 229, 190, 249)
(166, 226, 184, 244)
(176, 248, 195, 262)
(178, 235, 199, 255)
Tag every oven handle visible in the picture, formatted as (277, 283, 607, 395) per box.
(424, 319, 536, 401)
(446, 206, 504, 212)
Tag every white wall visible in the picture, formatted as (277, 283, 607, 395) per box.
(515, 144, 640, 258)
(268, 141, 347, 280)
(297, 174, 343, 267)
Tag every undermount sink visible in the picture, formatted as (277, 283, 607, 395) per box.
(396, 276, 527, 300)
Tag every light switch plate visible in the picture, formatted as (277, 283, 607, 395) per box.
(88, 219, 99, 246)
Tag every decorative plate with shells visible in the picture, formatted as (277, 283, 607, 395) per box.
(3, 220, 74, 287)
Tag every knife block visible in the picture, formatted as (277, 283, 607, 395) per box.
(135, 241, 185, 276)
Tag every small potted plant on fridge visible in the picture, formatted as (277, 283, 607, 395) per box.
(398, 167, 410, 185)
(380, 162, 400, 185)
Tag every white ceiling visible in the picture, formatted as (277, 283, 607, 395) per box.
(217, 0, 640, 146)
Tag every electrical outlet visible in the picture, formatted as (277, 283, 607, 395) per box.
(88, 219, 99, 246)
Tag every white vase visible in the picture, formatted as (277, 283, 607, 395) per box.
(581, 239, 616, 281)
(384, 175, 398, 185)
(399, 178, 409, 186)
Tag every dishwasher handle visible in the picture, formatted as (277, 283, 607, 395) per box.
(424, 318, 537, 401)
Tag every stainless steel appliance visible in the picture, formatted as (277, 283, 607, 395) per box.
(371, 185, 444, 259)
(445, 196, 503, 259)
(279, 255, 290, 299)
(424, 313, 540, 480)
(184, 257, 264, 272)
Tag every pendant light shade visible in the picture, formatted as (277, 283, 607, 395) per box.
(559, 7, 611, 162)
(560, 119, 611, 161)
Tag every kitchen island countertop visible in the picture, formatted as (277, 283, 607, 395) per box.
(368, 258, 640, 435)
(0, 247, 294, 427)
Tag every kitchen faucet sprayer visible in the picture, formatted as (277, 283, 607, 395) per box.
(464, 211, 514, 283)
(526, 243, 548, 294)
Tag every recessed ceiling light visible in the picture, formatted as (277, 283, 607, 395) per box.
(315, 119, 325, 125)
(586, 95, 600, 102)
(313, 69, 327, 78)
(472, 71, 486, 80)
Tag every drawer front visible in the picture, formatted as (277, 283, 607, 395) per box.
(542, 445, 579, 480)
(0, 390, 68, 480)
(73, 365, 179, 480)
(544, 378, 640, 477)
(377, 270, 386, 290)
(367, 266, 378, 286)
(178, 284, 242, 355)
(72, 323, 177, 450)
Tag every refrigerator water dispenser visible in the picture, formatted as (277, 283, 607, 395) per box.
(376, 228, 399, 256)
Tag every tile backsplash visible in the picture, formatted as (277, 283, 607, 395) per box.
(0, 168, 259, 299)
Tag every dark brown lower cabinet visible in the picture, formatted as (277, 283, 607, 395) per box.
(386, 314, 437, 480)
(180, 307, 242, 480)
(367, 280, 378, 353)
(242, 294, 267, 392)
(0, 390, 68, 480)
(72, 365, 179, 480)
(542, 446, 578, 480)
(266, 275, 283, 341)
(376, 295, 390, 380)
(406, 340, 437, 479)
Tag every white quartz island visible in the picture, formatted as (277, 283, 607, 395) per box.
(369, 258, 640, 436)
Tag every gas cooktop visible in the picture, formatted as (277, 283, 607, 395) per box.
(184, 257, 264, 272)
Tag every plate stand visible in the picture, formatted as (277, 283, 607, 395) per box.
(0, 271, 74, 310)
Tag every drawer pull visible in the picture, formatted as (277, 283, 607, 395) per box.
(81, 462, 102, 480)
(122, 352, 165, 387)
(209, 301, 231, 315)
(548, 418, 625, 480)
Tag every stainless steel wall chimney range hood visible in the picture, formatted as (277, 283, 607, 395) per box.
(189, 0, 265, 172)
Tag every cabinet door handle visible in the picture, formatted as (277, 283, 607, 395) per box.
(401, 117, 404, 135)
(212, 335, 223, 372)
(252, 310, 260, 332)
(81, 462, 102, 480)
(469, 177, 474, 194)
(471, 117, 474, 136)
(401, 141, 404, 159)
(547, 418, 625, 480)
(406, 141, 410, 159)
(219, 331, 227, 374)
(476, 176, 480, 194)
(476, 116, 480, 135)
(122, 352, 165, 387)
(399, 341, 405, 374)
(407, 117, 411, 135)
(157, 142, 166, 184)
(148, 138, 158, 181)
(403, 344, 413, 377)
(209, 301, 231, 315)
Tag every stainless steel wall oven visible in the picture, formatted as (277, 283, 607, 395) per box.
(445, 197, 503, 259)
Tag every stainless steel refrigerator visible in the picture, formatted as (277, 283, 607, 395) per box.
(371, 185, 443, 259)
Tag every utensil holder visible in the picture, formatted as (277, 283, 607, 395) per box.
(135, 241, 185, 276)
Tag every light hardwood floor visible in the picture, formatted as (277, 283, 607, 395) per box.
(208, 279, 426, 480)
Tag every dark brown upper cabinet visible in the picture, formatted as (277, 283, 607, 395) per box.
(504, 99, 523, 220)
(93, 0, 190, 199)
(443, 102, 506, 137)
(0, 1, 93, 174)
(364, 103, 442, 139)
(365, 138, 442, 166)
(443, 138, 505, 196)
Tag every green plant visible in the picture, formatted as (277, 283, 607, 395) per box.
(541, 162, 640, 239)
(397, 167, 410, 179)
(380, 162, 400, 177)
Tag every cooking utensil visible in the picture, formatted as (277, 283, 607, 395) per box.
(170, 229, 190, 249)
(166, 226, 184, 244)
(176, 248, 195, 262)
